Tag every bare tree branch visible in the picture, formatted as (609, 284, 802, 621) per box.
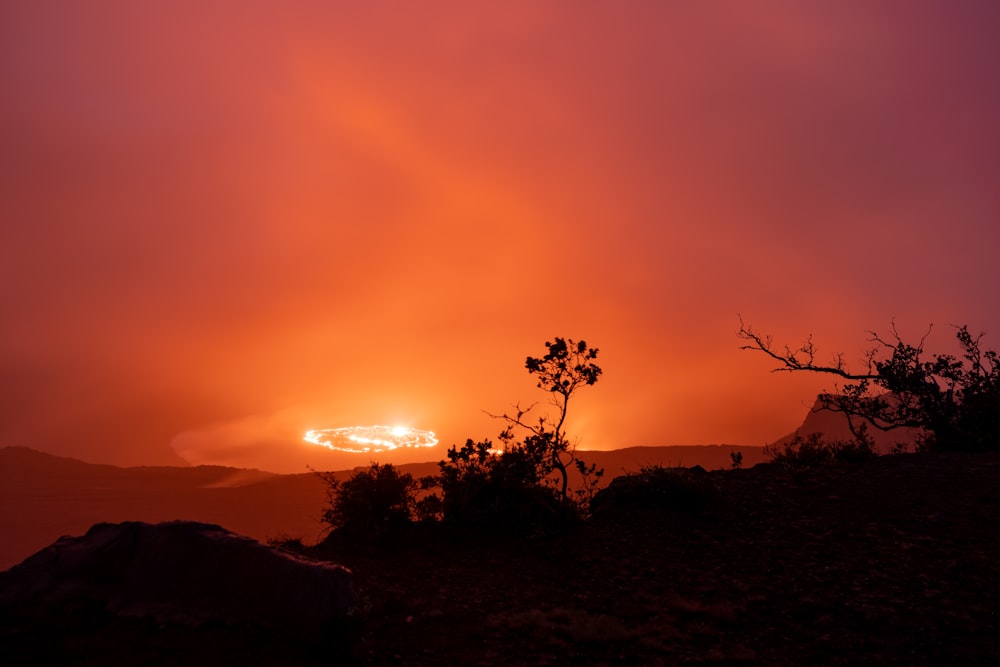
(737, 315, 878, 381)
(738, 315, 1000, 452)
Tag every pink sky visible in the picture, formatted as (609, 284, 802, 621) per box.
(2, 1, 998, 472)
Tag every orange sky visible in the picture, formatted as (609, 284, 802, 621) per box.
(2, 2, 998, 473)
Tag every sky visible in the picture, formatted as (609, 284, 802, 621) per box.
(2, 1, 998, 473)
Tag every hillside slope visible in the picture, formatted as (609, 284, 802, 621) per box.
(0, 447, 329, 571)
(2, 450, 998, 665)
(316, 450, 1000, 665)
(0, 444, 762, 570)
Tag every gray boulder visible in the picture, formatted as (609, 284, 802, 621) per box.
(0, 520, 355, 642)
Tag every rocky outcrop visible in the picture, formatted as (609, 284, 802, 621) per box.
(0, 521, 355, 642)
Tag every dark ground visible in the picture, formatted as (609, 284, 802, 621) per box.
(3, 451, 999, 665)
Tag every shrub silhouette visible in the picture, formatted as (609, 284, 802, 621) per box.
(590, 465, 719, 516)
(764, 430, 878, 467)
(316, 463, 418, 537)
(435, 438, 568, 530)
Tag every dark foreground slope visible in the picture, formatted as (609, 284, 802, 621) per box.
(316, 451, 1000, 666)
(3, 451, 998, 666)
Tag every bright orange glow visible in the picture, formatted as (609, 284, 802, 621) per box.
(0, 3, 997, 470)
(304, 426, 439, 454)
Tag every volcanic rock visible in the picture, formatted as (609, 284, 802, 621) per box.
(0, 520, 355, 642)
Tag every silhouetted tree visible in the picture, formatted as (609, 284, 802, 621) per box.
(435, 337, 604, 526)
(315, 463, 418, 536)
(738, 317, 1000, 452)
(491, 337, 604, 501)
(436, 437, 563, 527)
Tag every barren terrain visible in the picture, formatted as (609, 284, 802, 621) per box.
(3, 450, 998, 665)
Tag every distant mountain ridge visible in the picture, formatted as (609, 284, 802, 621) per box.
(371, 444, 766, 481)
(0, 447, 329, 572)
(0, 444, 763, 571)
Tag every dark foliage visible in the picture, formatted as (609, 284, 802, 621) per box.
(730, 451, 744, 469)
(433, 438, 571, 530)
(764, 430, 879, 467)
(316, 337, 604, 536)
(316, 463, 418, 537)
(739, 318, 1000, 452)
(430, 337, 605, 529)
(590, 465, 719, 516)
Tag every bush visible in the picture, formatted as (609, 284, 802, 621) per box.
(435, 438, 572, 530)
(316, 463, 418, 537)
(764, 431, 878, 467)
(590, 465, 720, 516)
